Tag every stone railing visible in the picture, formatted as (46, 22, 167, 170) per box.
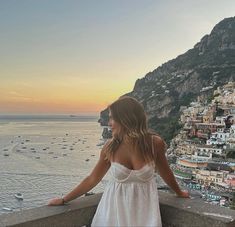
(0, 191, 235, 227)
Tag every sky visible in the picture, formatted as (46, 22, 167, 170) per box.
(0, 0, 235, 115)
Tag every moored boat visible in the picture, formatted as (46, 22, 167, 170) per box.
(2, 207, 13, 211)
(14, 193, 23, 200)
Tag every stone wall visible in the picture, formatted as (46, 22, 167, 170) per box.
(0, 191, 235, 227)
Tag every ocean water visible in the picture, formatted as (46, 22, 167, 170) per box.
(0, 115, 107, 214)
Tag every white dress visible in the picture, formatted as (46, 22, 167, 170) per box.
(91, 161, 162, 227)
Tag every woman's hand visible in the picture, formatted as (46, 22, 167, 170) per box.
(48, 197, 64, 206)
(176, 190, 190, 198)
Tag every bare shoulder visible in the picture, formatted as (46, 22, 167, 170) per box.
(152, 135, 167, 155)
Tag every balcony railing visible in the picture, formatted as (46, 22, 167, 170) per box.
(0, 191, 235, 227)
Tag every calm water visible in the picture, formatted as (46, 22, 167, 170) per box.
(0, 115, 107, 214)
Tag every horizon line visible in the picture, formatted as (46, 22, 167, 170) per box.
(0, 113, 100, 116)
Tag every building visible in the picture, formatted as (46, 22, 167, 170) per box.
(177, 156, 208, 169)
(196, 145, 224, 156)
(195, 169, 229, 187)
(207, 130, 230, 145)
(174, 143, 196, 155)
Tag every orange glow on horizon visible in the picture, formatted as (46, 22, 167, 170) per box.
(0, 99, 109, 114)
(0, 95, 118, 114)
(0, 55, 138, 114)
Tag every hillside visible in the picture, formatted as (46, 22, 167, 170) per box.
(99, 17, 235, 143)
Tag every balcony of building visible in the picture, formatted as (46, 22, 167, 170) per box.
(1, 191, 235, 227)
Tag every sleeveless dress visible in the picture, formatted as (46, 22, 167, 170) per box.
(91, 160, 162, 226)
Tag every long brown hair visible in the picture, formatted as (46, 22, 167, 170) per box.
(105, 96, 156, 163)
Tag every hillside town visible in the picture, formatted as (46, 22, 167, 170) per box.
(168, 82, 235, 208)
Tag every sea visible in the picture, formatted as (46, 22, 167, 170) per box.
(0, 115, 107, 214)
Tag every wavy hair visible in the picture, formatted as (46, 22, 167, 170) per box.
(105, 96, 157, 163)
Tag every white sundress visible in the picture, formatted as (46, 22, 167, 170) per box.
(91, 160, 162, 227)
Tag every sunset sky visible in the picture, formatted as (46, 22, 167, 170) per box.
(0, 0, 235, 115)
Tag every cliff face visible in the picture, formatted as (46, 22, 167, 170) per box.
(99, 17, 235, 142)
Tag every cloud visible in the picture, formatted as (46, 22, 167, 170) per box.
(5, 91, 35, 102)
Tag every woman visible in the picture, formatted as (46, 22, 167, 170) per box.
(48, 96, 189, 226)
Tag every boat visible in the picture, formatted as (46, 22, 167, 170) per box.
(2, 207, 13, 211)
(14, 193, 23, 200)
(85, 192, 95, 196)
(96, 141, 105, 146)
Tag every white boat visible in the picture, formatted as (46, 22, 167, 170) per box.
(96, 141, 105, 146)
(14, 193, 23, 200)
(2, 207, 13, 211)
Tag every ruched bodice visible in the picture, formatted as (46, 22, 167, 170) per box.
(110, 162, 155, 183)
(92, 161, 162, 227)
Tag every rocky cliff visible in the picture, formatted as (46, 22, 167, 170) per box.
(99, 17, 235, 143)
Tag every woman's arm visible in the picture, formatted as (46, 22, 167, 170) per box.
(153, 136, 189, 198)
(48, 145, 111, 206)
